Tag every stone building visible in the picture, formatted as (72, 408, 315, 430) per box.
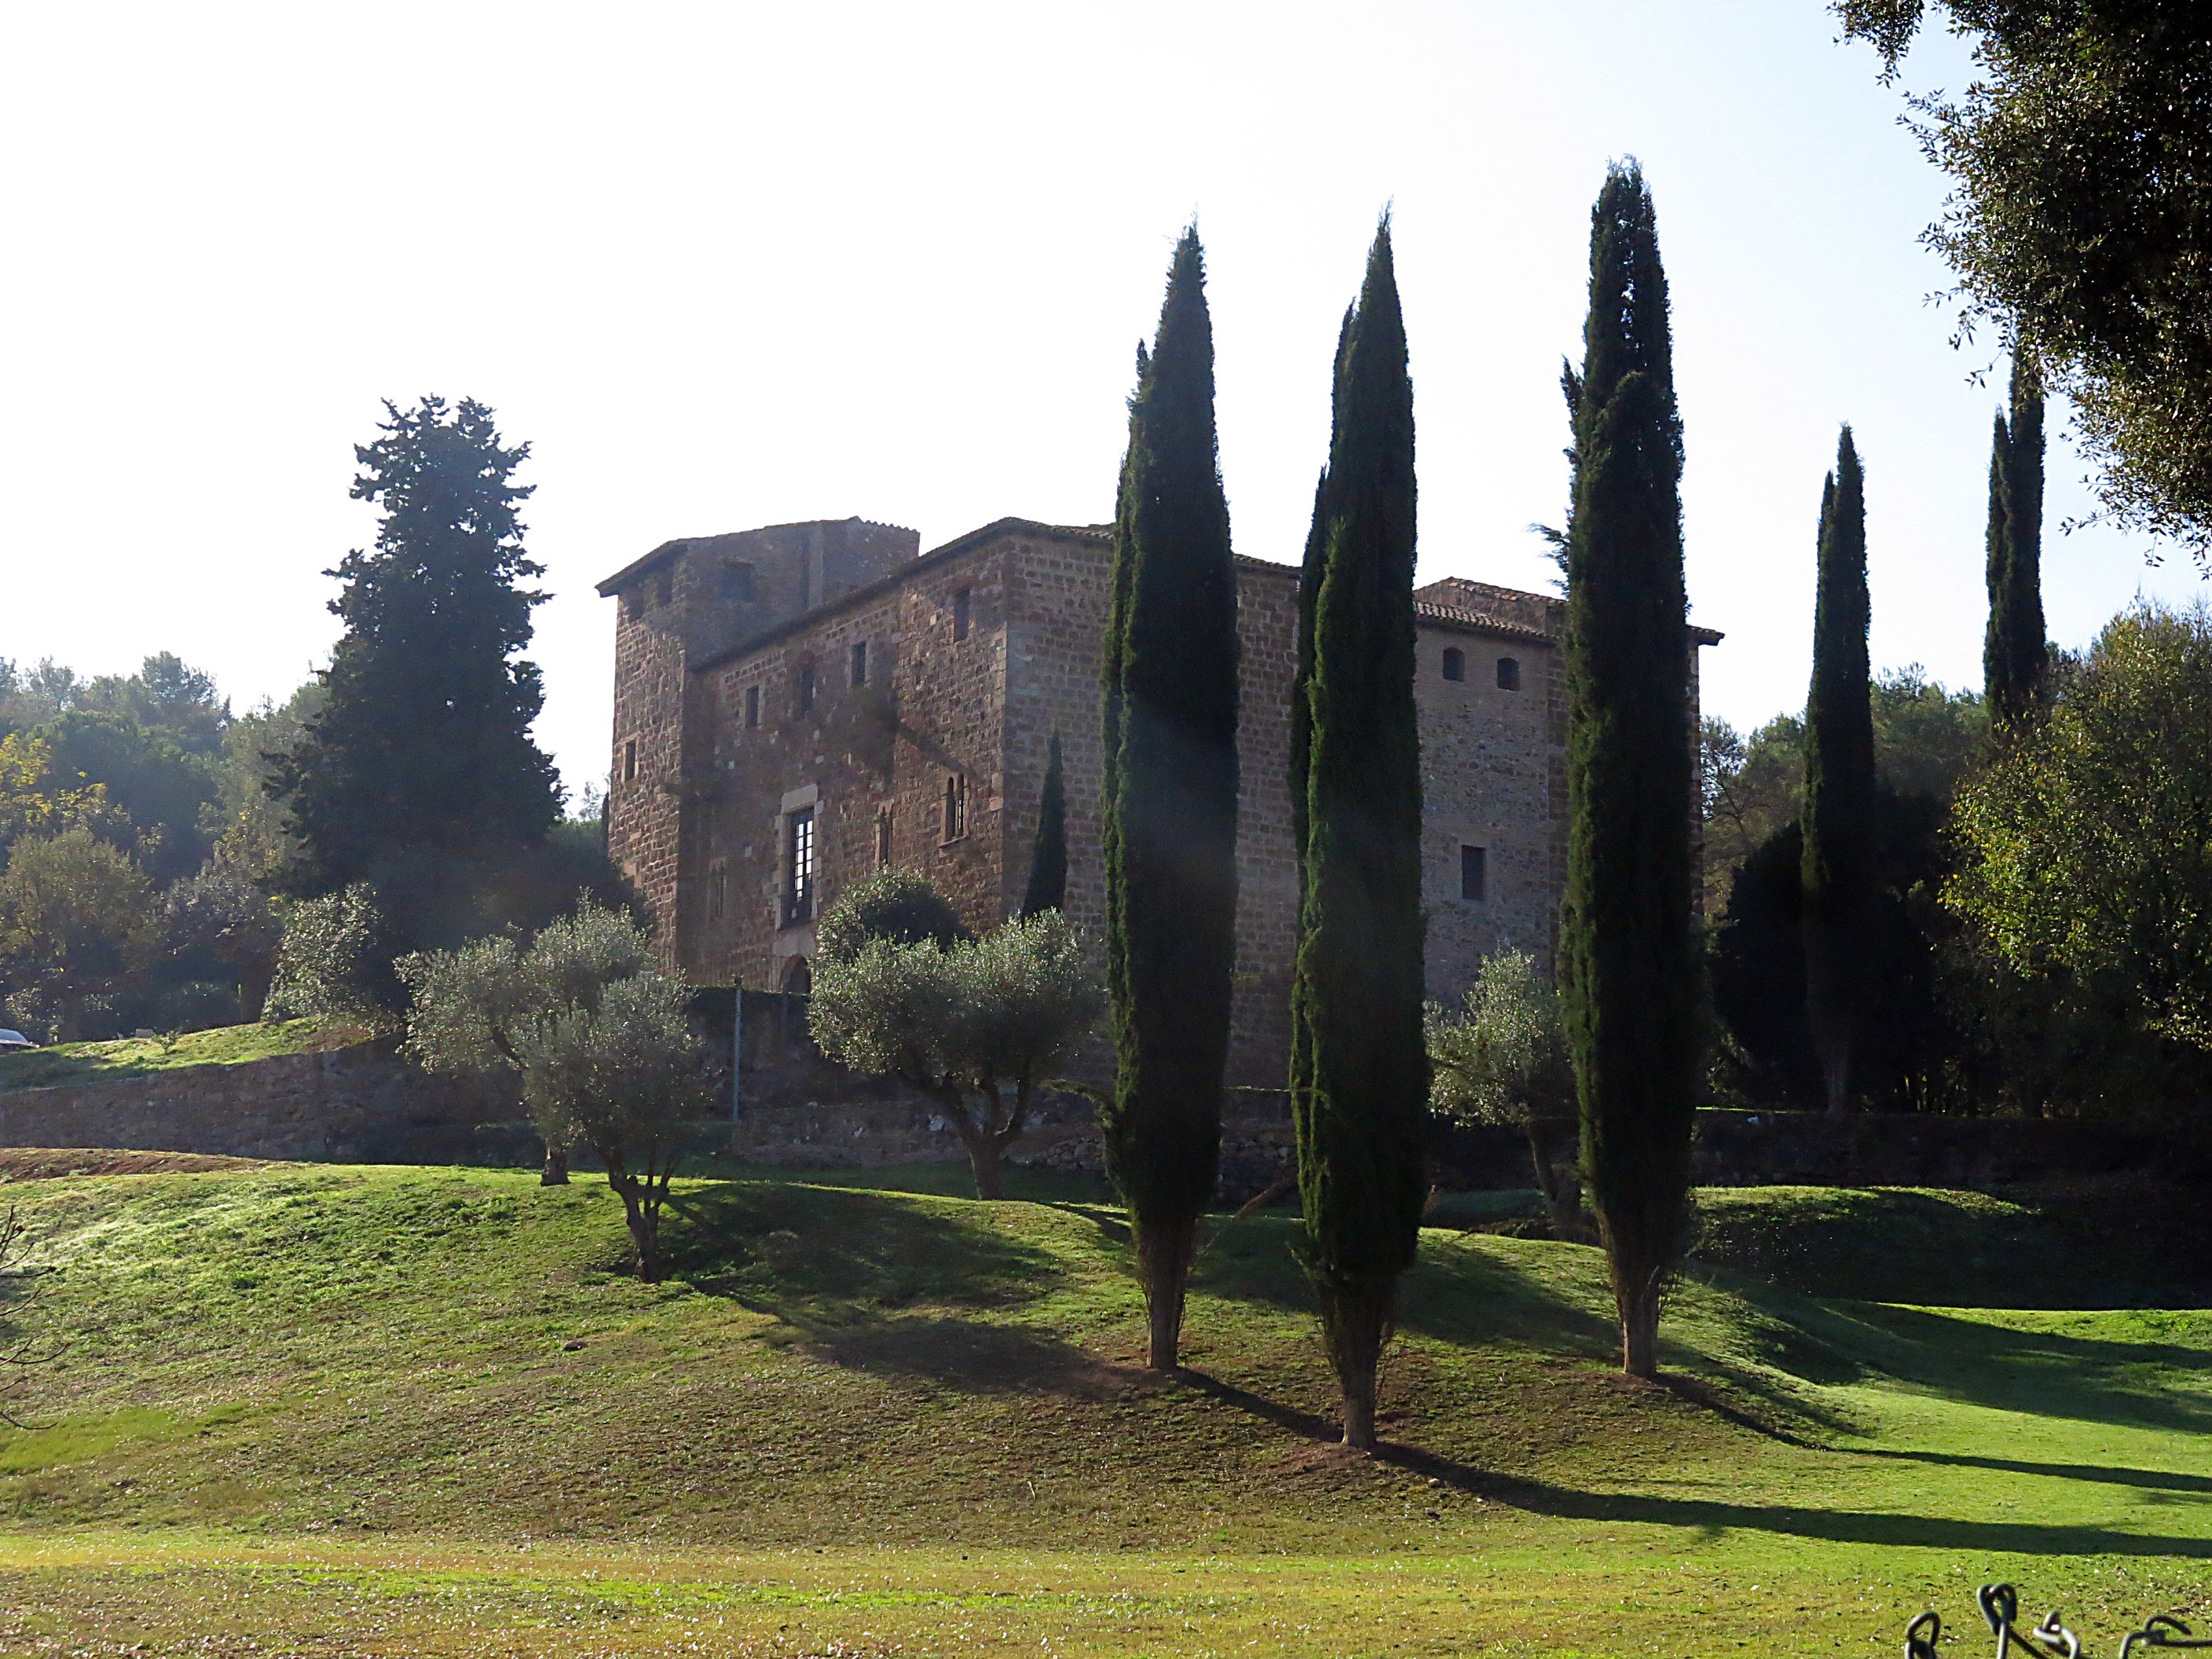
(599, 515, 1713, 1086)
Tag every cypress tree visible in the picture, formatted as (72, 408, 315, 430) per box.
(269, 397, 563, 961)
(1801, 427, 1877, 1119)
(1558, 163, 1698, 1382)
(1099, 228, 1241, 1372)
(1020, 734, 1068, 917)
(1289, 220, 1426, 1449)
(1985, 354, 2048, 734)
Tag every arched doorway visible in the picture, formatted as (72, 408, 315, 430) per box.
(782, 955, 813, 996)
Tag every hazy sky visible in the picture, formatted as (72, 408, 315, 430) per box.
(4, 0, 2203, 800)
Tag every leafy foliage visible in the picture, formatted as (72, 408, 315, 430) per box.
(1558, 163, 1698, 1381)
(0, 829, 156, 1042)
(809, 910, 1104, 1199)
(1020, 734, 1068, 918)
(1427, 951, 1580, 1234)
(1802, 430, 1880, 1117)
(1837, 1, 2212, 547)
(814, 866, 972, 965)
(1985, 356, 2049, 733)
(267, 397, 573, 961)
(1100, 226, 1241, 1369)
(1288, 219, 1427, 1446)
(263, 884, 389, 1032)
(401, 903, 710, 1279)
(1950, 602, 2212, 1051)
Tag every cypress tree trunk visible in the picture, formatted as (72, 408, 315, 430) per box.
(1985, 354, 2048, 735)
(1021, 734, 1068, 917)
(1558, 165, 1698, 1382)
(1802, 429, 1877, 1119)
(1290, 221, 1427, 1447)
(1100, 228, 1241, 1374)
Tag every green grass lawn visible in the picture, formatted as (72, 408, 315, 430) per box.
(0, 1019, 356, 1094)
(0, 1162, 2203, 1655)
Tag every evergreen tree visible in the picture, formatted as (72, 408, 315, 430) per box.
(1099, 228, 1241, 1372)
(1558, 163, 1699, 1381)
(1021, 734, 1068, 917)
(1289, 220, 1426, 1448)
(1802, 427, 1878, 1118)
(269, 397, 564, 963)
(1985, 354, 2048, 734)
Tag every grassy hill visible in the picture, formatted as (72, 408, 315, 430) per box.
(0, 1163, 2203, 1655)
(0, 1018, 357, 1094)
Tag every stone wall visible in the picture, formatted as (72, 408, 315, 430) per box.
(0, 1047, 537, 1166)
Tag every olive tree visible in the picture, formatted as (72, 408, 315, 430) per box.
(1426, 950, 1582, 1238)
(0, 828, 156, 1042)
(810, 908, 1102, 1199)
(401, 903, 713, 1277)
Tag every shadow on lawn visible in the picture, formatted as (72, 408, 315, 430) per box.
(1180, 1367, 2212, 1558)
(1853, 1446, 2212, 1497)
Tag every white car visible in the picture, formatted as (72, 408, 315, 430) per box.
(0, 1030, 38, 1053)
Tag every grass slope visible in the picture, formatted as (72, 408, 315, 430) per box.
(0, 1164, 2202, 1656)
(0, 1020, 355, 1094)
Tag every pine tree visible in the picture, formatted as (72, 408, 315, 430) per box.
(1801, 427, 1877, 1119)
(1099, 228, 1242, 1372)
(1289, 220, 1426, 1448)
(270, 397, 562, 961)
(1985, 353, 2048, 734)
(1021, 734, 1068, 917)
(1558, 163, 1699, 1382)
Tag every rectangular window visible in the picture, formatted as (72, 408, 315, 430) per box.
(1496, 656, 1522, 691)
(876, 810, 894, 867)
(851, 639, 869, 687)
(952, 588, 972, 643)
(1460, 844, 1487, 903)
(942, 774, 968, 843)
(721, 562, 756, 604)
(745, 684, 760, 728)
(786, 808, 816, 925)
(708, 862, 727, 922)
(797, 661, 815, 714)
(622, 739, 638, 782)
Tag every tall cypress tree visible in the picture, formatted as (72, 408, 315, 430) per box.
(1021, 734, 1068, 917)
(1985, 354, 2048, 734)
(1801, 427, 1877, 1119)
(1558, 164, 1698, 1382)
(270, 397, 562, 955)
(1100, 228, 1241, 1372)
(1290, 220, 1426, 1448)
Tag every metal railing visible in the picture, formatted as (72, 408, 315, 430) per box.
(1906, 1584, 2212, 1659)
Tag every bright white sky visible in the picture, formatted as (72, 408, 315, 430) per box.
(3, 0, 2203, 801)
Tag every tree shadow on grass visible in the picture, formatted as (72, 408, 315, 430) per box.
(1177, 1368, 2212, 1558)
(1851, 1447, 2212, 1497)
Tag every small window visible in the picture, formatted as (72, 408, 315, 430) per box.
(1441, 647, 1465, 682)
(782, 955, 813, 995)
(654, 568, 674, 608)
(786, 807, 816, 925)
(622, 739, 638, 782)
(721, 562, 756, 604)
(942, 774, 968, 842)
(621, 588, 644, 621)
(1496, 657, 1521, 691)
(708, 862, 727, 922)
(1460, 844, 1487, 903)
(875, 811, 894, 867)
(851, 639, 869, 687)
(745, 684, 760, 728)
(796, 661, 815, 714)
(952, 588, 972, 643)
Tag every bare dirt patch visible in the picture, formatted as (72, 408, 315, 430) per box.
(0, 1148, 275, 1181)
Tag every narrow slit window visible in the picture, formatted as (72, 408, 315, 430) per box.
(851, 639, 869, 687)
(952, 588, 972, 643)
(1496, 656, 1521, 691)
(745, 684, 760, 728)
(622, 739, 638, 782)
(786, 808, 816, 925)
(708, 862, 727, 922)
(875, 811, 894, 867)
(796, 661, 815, 714)
(1441, 647, 1465, 682)
(1460, 844, 1488, 903)
(942, 774, 968, 842)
